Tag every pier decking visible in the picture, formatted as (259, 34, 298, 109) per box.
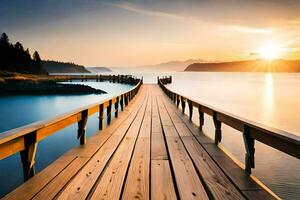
(2, 84, 279, 200)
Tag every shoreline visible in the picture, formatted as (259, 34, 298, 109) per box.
(0, 71, 106, 95)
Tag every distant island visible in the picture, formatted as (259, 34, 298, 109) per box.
(185, 59, 300, 72)
(42, 60, 90, 73)
(87, 67, 112, 73)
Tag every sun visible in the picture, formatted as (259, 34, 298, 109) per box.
(258, 43, 283, 60)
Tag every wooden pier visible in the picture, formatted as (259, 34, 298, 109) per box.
(1, 76, 299, 199)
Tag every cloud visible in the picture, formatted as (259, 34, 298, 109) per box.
(111, 1, 274, 35)
(230, 26, 273, 34)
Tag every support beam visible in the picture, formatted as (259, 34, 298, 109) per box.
(120, 95, 124, 111)
(181, 96, 186, 114)
(78, 109, 88, 145)
(243, 126, 255, 174)
(115, 97, 119, 118)
(99, 104, 104, 130)
(20, 132, 38, 181)
(213, 113, 222, 145)
(198, 106, 204, 131)
(188, 100, 193, 121)
(176, 95, 180, 108)
(107, 100, 112, 125)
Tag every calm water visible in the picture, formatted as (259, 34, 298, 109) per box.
(0, 81, 132, 197)
(0, 73, 299, 199)
(166, 72, 300, 200)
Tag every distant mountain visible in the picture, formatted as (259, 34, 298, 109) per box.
(185, 59, 300, 72)
(139, 59, 209, 71)
(87, 67, 112, 73)
(42, 60, 90, 73)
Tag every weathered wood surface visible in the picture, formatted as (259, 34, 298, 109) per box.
(3, 85, 278, 200)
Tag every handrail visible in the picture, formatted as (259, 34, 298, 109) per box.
(158, 76, 300, 174)
(0, 77, 143, 181)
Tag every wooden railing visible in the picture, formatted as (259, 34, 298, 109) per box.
(158, 76, 300, 174)
(50, 74, 142, 84)
(0, 77, 142, 181)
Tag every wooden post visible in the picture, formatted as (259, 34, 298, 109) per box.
(120, 95, 124, 111)
(20, 132, 38, 181)
(213, 112, 222, 145)
(99, 104, 104, 130)
(181, 96, 185, 114)
(125, 94, 128, 106)
(188, 100, 193, 121)
(176, 95, 180, 108)
(243, 126, 255, 174)
(115, 97, 119, 118)
(107, 100, 112, 125)
(78, 109, 88, 145)
(198, 106, 204, 131)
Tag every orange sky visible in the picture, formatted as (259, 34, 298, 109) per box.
(2, 0, 300, 67)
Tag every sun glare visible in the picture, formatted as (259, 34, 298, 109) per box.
(258, 43, 283, 60)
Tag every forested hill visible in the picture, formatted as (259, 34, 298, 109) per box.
(42, 60, 90, 73)
(0, 32, 47, 74)
(185, 59, 300, 72)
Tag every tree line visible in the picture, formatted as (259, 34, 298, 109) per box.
(0, 32, 47, 74)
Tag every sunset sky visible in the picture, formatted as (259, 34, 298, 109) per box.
(1, 0, 300, 67)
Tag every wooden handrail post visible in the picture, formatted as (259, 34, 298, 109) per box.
(188, 100, 193, 121)
(115, 97, 119, 118)
(78, 109, 88, 145)
(99, 104, 104, 130)
(213, 113, 222, 145)
(243, 126, 255, 174)
(120, 95, 124, 111)
(107, 100, 112, 125)
(20, 132, 38, 181)
(181, 96, 186, 114)
(176, 95, 180, 108)
(125, 94, 128, 106)
(198, 106, 204, 131)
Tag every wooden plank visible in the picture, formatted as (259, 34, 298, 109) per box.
(90, 95, 149, 200)
(156, 91, 208, 199)
(139, 95, 152, 138)
(89, 137, 139, 199)
(162, 125, 178, 137)
(57, 88, 149, 200)
(2, 155, 76, 200)
(173, 122, 193, 137)
(151, 95, 168, 160)
(165, 136, 209, 200)
(151, 132, 168, 160)
(33, 157, 89, 200)
(181, 137, 245, 200)
(56, 135, 123, 200)
(122, 138, 150, 199)
(151, 160, 177, 200)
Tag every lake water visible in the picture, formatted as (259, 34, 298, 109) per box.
(0, 73, 299, 199)
(167, 72, 300, 200)
(0, 81, 132, 197)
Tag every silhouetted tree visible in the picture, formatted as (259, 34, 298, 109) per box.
(0, 32, 47, 74)
(0, 32, 9, 43)
(32, 51, 46, 74)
